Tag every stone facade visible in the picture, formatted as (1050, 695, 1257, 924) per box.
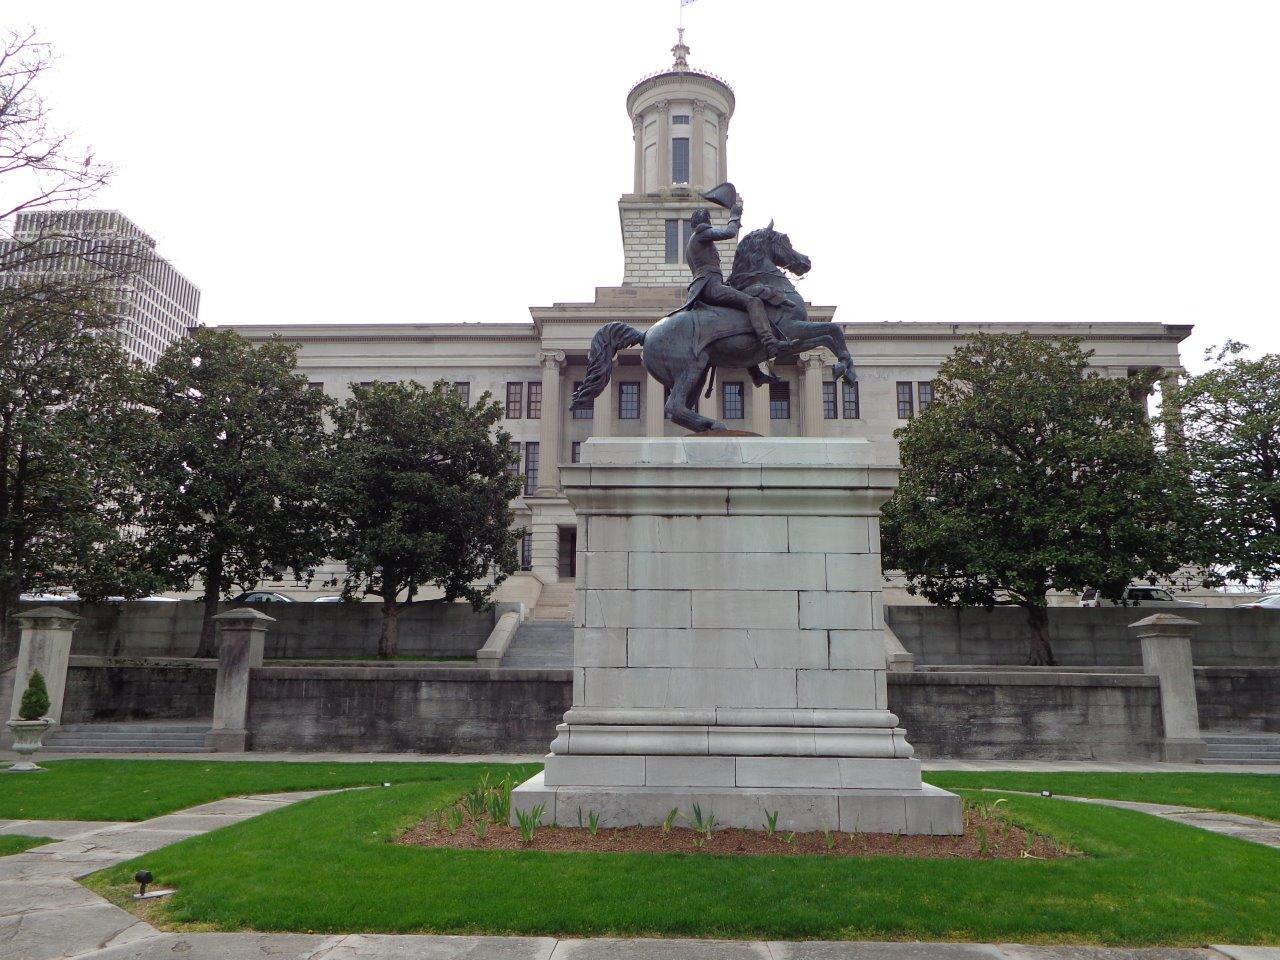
(218, 40, 1191, 592)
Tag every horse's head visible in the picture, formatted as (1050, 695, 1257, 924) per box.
(764, 220, 812, 277)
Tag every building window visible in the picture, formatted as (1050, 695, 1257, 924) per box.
(571, 380, 592, 419)
(571, 441, 581, 463)
(843, 381, 860, 419)
(618, 381, 640, 419)
(822, 381, 837, 420)
(506, 382, 523, 419)
(671, 137, 690, 184)
(896, 382, 914, 419)
(664, 219, 680, 263)
(523, 441, 539, 495)
(722, 381, 744, 420)
(506, 442, 520, 476)
(520, 533, 532, 571)
(452, 382, 469, 404)
(769, 382, 790, 420)
(527, 381, 542, 419)
(918, 381, 934, 412)
(308, 382, 324, 393)
(672, 114, 690, 125)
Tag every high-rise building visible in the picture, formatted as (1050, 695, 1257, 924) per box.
(3, 209, 200, 366)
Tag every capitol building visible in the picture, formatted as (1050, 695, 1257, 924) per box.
(225, 37, 1189, 591)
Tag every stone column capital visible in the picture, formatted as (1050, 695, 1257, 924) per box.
(632, 114, 644, 134)
(799, 351, 827, 372)
(691, 99, 707, 116)
(653, 99, 670, 111)
(538, 350, 566, 369)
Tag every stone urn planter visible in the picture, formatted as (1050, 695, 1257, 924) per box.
(6, 718, 54, 772)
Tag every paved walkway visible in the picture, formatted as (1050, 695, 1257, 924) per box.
(1027, 794, 1280, 851)
(2, 788, 1278, 959)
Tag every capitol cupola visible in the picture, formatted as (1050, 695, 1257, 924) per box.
(620, 32, 737, 287)
(625, 28, 735, 194)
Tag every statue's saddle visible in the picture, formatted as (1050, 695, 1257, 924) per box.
(677, 303, 757, 355)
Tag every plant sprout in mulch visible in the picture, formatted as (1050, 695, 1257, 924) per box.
(399, 782, 1073, 861)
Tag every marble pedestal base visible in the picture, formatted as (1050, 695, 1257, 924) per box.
(513, 774, 962, 835)
(513, 437, 962, 836)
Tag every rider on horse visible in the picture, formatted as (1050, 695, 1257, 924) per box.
(681, 196, 797, 359)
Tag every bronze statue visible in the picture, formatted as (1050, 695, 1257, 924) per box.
(570, 185, 859, 432)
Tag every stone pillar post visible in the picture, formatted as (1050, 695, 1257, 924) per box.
(594, 373, 614, 438)
(632, 114, 644, 193)
(205, 608, 272, 752)
(655, 101, 670, 187)
(535, 350, 565, 495)
(800, 352, 826, 436)
(9, 607, 79, 723)
(1160, 368, 1185, 450)
(644, 374, 666, 438)
(1131, 613, 1207, 762)
(750, 380, 772, 436)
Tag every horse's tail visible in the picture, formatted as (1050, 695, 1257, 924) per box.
(570, 322, 645, 410)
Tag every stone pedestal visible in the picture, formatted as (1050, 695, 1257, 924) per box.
(1132, 613, 1207, 762)
(512, 437, 962, 834)
(9, 607, 79, 723)
(205, 608, 272, 753)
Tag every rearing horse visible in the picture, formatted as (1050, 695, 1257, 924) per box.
(570, 224, 858, 432)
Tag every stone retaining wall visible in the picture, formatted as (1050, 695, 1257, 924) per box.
(887, 670, 1165, 760)
(60, 657, 217, 723)
(20, 600, 496, 660)
(886, 606, 1280, 667)
(245, 665, 573, 754)
(1196, 666, 1280, 733)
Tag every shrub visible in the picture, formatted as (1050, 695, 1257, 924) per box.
(18, 670, 50, 721)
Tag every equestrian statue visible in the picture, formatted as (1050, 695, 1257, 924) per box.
(569, 183, 859, 432)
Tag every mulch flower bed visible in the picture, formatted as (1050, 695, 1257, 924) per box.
(399, 806, 1072, 860)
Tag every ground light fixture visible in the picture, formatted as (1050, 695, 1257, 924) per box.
(132, 869, 175, 901)
(1041, 790, 1053, 798)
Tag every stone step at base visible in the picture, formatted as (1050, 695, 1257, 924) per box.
(43, 744, 212, 754)
(1205, 757, 1280, 765)
(512, 771, 963, 835)
(41, 722, 212, 754)
(49, 722, 211, 734)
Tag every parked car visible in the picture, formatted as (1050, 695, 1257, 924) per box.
(1080, 586, 1206, 608)
(230, 591, 296, 603)
(313, 595, 347, 603)
(1236, 594, 1280, 611)
(19, 592, 70, 602)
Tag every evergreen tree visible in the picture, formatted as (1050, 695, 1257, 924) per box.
(882, 334, 1195, 665)
(326, 380, 523, 657)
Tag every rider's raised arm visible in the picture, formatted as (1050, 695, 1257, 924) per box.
(704, 214, 741, 242)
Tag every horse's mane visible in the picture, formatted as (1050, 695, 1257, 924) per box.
(727, 227, 775, 285)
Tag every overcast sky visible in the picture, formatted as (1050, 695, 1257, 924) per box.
(7, 1, 1279, 371)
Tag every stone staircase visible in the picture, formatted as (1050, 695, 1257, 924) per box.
(42, 721, 212, 754)
(1202, 732, 1280, 765)
(530, 581, 576, 621)
(500, 620, 573, 668)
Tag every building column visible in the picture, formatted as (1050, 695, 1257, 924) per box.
(800, 351, 826, 436)
(655, 100, 670, 187)
(645, 373, 665, 437)
(632, 114, 644, 193)
(1160, 367, 1185, 449)
(697, 374, 718, 422)
(691, 100, 707, 190)
(535, 350, 565, 495)
(750, 379, 771, 436)
(529, 510, 561, 583)
(718, 118, 729, 182)
(593, 368, 614, 438)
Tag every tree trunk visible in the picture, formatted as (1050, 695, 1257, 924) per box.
(195, 555, 222, 659)
(0, 584, 19, 663)
(379, 594, 399, 658)
(1025, 603, 1057, 666)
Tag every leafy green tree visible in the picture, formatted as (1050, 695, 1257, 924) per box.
(326, 380, 523, 657)
(1170, 342, 1280, 587)
(140, 328, 331, 657)
(0, 288, 158, 658)
(882, 334, 1195, 665)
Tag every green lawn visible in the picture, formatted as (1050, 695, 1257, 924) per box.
(0, 835, 52, 856)
(0, 759, 540, 821)
(85, 769, 1280, 945)
(926, 771, 1280, 823)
